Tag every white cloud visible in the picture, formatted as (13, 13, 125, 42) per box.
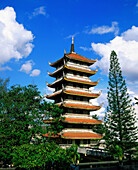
(30, 6, 46, 19)
(30, 69, 41, 77)
(0, 66, 12, 71)
(91, 26, 138, 82)
(121, 26, 138, 41)
(0, 7, 34, 70)
(80, 46, 92, 51)
(86, 22, 119, 36)
(44, 86, 55, 102)
(45, 86, 54, 95)
(90, 87, 107, 119)
(136, 2, 138, 7)
(20, 60, 33, 74)
(65, 32, 79, 39)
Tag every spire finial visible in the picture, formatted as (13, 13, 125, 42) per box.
(70, 36, 75, 53)
(72, 36, 74, 44)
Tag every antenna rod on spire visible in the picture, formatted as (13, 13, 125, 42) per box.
(72, 36, 74, 44)
(70, 36, 75, 53)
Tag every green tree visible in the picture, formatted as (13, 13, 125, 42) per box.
(0, 84, 63, 166)
(92, 114, 104, 135)
(12, 142, 72, 170)
(105, 51, 138, 160)
(134, 97, 138, 105)
(0, 78, 9, 93)
(66, 144, 80, 165)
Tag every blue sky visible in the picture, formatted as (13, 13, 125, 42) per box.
(0, 0, 138, 118)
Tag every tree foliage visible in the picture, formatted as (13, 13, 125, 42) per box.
(92, 114, 104, 135)
(12, 142, 72, 170)
(66, 144, 80, 165)
(134, 97, 138, 105)
(105, 51, 138, 159)
(0, 84, 63, 166)
(0, 78, 9, 93)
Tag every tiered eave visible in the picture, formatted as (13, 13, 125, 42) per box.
(46, 89, 101, 99)
(47, 77, 100, 88)
(48, 65, 98, 77)
(49, 53, 97, 67)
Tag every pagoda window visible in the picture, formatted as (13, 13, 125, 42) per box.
(68, 96, 73, 100)
(70, 71, 73, 74)
(68, 83, 73, 87)
(79, 84, 83, 88)
(83, 73, 87, 77)
(83, 110, 89, 114)
(76, 96, 81, 101)
(68, 109, 73, 113)
(83, 98, 89, 102)
(73, 72, 76, 76)
(73, 84, 76, 87)
(76, 110, 80, 114)
(83, 85, 88, 89)
(67, 139, 72, 144)
(75, 140, 80, 145)
(76, 84, 80, 88)
(80, 72, 83, 77)
(68, 124, 73, 128)
(83, 139, 88, 144)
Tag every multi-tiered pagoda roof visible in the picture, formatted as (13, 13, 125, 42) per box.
(45, 38, 103, 146)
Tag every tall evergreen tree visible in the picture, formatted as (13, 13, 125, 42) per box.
(105, 51, 138, 160)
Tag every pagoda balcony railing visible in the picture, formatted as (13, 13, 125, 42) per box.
(49, 75, 92, 87)
(55, 101, 91, 106)
(64, 87, 94, 93)
(62, 128, 94, 132)
(67, 62, 91, 71)
(65, 85, 91, 92)
(64, 113, 92, 118)
(64, 100, 93, 105)
(66, 74, 91, 82)
(53, 87, 97, 95)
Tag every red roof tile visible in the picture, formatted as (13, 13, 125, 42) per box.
(63, 117, 102, 124)
(47, 77, 99, 87)
(66, 65, 97, 74)
(46, 91, 61, 98)
(63, 103, 101, 110)
(65, 90, 99, 97)
(49, 57, 64, 67)
(48, 65, 97, 77)
(61, 132, 102, 139)
(49, 53, 96, 67)
(43, 132, 102, 139)
(67, 53, 96, 63)
(66, 77, 99, 85)
(46, 89, 100, 99)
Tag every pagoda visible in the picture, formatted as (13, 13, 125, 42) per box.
(45, 38, 103, 147)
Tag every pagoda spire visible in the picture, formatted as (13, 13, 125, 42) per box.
(70, 36, 75, 53)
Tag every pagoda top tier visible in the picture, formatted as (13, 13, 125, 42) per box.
(49, 53, 97, 67)
(49, 38, 97, 67)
